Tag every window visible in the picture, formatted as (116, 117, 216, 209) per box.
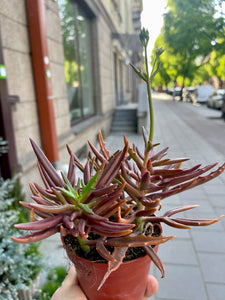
(59, 0, 95, 123)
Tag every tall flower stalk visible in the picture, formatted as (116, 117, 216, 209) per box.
(131, 28, 164, 142)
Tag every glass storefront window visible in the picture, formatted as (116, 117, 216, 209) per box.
(59, 0, 94, 123)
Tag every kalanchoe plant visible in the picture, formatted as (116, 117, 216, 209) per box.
(11, 28, 225, 290)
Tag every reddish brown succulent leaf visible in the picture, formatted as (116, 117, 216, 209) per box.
(77, 219, 88, 237)
(149, 178, 197, 200)
(30, 139, 64, 187)
(19, 201, 52, 218)
(91, 184, 118, 197)
(101, 199, 127, 218)
(27, 202, 74, 214)
(33, 183, 57, 201)
(188, 162, 225, 189)
(121, 163, 139, 189)
(88, 219, 134, 237)
(161, 163, 217, 185)
(96, 238, 116, 262)
(83, 160, 92, 185)
(66, 144, 85, 172)
(31, 196, 55, 206)
(152, 158, 189, 167)
(98, 131, 110, 159)
(171, 215, 224, 226)
(105, 234, 175, 247)
(127, 147, 143, 170)
(150, 147, 168, 161)
(143, 245, 165, 278)
(98, 247, 128, 290)
(153, 168, 184, 177)
(135, 208, 158, 217)
(93, 184, 125, 214)
(10, 227, 60, 243)
(140, 169, 163, 192)
(88, 140, 106, 163)
(67, 151, 76, 188)
(14, 215, 63, 231)
(144, 216, 192, 229)
(96, 141, 128, 188)
(37, 163, 51, 189)
(163, 205, 199, 217)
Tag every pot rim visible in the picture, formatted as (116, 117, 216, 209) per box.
(74, 252, 150, 265)
(67, 244, 159, 266)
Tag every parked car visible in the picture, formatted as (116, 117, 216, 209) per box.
(167, 87, 182, 97)
(207, 89, 225, 109)
(197, 84, 214, 103)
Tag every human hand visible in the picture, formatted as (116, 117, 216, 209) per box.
(51, 265, 158, 300)
(143, 274, 158, 299)
(51, 266, 87, 300)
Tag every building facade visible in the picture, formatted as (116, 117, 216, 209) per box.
(0, 0, 142, 187)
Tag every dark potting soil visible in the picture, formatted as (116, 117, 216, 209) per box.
(64, 231, 155, 263)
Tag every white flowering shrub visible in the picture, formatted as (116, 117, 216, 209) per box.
(0, 175, 42, 300)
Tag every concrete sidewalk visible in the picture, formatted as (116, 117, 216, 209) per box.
(40, 94, 225, 299)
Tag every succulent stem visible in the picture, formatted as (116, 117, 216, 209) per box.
(77, 234, 90, 253)
(144, 45, 154, 142)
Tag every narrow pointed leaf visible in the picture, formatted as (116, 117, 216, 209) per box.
(172, 215, 224, 226)
(98, 131, 110, 159)
(143, 245, 165, 278)
(67, 150, 76, 187)
(88, 140, 105, 163)
(98, 247, 127, 290)
(96, 239, 116, 262)
(105, 234, 175, 247)
(27, 202, 74, 214)
(10, 227, 59, 243)
(14, 215, 63, 230)
(67, 144, 85, 172)
(96, 141, 128, 188)
(129, 63, 147, 81)
(30, 139, 64, 187)
(163, 205, 199, 217)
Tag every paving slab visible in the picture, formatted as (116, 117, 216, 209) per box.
(157, 239, 198, 265)
(198, 252, 225, 284)
(192, 231, 225, 253)
(206, 283, 225, 300)
(153, 264, 208, 300)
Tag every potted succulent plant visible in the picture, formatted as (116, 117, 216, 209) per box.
(11, 29, 225, 300)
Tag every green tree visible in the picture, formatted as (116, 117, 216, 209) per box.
(151, 34, 171, 89)
(162, 0, 224, 98)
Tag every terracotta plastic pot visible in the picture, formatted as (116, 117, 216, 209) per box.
(62, 237, 158, 300)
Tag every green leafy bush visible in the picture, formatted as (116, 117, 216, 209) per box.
(38, 266, 67, 300)
(0, 175, 42, 300)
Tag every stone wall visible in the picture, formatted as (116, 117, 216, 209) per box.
(0, 0, 41, 174)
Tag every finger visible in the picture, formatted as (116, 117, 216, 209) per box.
(143, 275, 158, 299)
(61, 265, 78, 287)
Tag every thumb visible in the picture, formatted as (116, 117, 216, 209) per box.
(143, 275, 158, 299)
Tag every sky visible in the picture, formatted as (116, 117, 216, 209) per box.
(141, 0, 167, 54)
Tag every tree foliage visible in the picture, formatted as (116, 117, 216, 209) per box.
(153, 0, 225, 88)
